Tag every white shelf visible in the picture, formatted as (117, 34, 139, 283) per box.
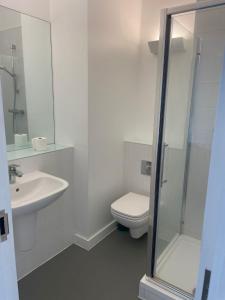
(7, 144, 73, 161)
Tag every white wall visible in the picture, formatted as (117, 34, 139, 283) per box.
(11, 148, 75, 279)
(136, 0, 196, 145)
(50, 0, 89, 237)
(88, 0, 142, 237)
(87, 0, 196, 242)
(50, 0, 143, 239)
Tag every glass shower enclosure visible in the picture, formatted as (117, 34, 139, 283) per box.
(147, 1, 225, 299)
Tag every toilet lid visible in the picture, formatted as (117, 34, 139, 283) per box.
(111, 192, 150, 219)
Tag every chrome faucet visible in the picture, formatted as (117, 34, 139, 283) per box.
(8, 164, 23, 184)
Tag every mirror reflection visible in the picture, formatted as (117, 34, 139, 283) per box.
(0, 7, 55, 151)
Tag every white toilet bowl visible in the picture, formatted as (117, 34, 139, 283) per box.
(111, 192, 150, 239)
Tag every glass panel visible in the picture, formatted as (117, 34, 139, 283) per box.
(155, 12, 196, 259)
(154, 4, 225, 296)
(0, 6, 55, 151)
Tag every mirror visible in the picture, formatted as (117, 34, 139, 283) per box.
(0, 6, 55, 152)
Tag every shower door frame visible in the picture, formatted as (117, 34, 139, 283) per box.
(147, 0, 225, 298)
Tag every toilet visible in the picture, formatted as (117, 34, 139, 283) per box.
(111, 192, 150, 239)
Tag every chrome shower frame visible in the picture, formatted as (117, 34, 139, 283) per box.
(146, 0, 225, 299)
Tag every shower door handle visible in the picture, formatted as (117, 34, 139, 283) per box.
(160, 143, 168, 187)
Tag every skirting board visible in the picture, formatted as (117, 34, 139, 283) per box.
(139, 276, 188, 300)
(74, 220, 117, 251)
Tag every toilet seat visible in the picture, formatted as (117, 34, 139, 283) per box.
(111, 192, 149, 219)
(111, 192, 150, 239)
(111, 209, 148, 222)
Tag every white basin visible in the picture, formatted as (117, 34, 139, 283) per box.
(11, 171, 69, 216)
(11, 171, 69, 251)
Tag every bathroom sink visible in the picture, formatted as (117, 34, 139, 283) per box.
(11, 171, 69, 217)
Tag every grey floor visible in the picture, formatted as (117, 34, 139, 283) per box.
(18, 230, 148, 300)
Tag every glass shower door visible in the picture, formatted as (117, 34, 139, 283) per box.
(154, 13, 196, 260)
(150, 14, 198, 296)
(149, 3, 225, 298)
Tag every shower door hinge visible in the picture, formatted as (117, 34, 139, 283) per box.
(201, 269, 211, 300)
(0, 210, 9, 242)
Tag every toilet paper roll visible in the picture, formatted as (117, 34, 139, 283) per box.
(14, 134, 28, 146)
(32, 137, 48, 151)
